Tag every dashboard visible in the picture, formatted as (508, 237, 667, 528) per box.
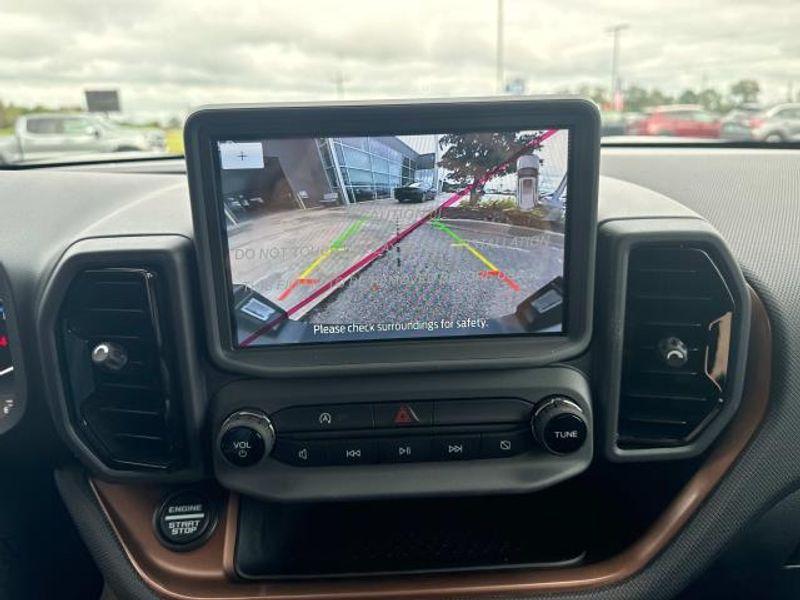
(0, 99, 797, 600)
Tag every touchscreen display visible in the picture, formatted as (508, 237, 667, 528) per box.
(218, 128, 569, 347)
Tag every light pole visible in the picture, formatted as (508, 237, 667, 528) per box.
(496, 0, 504, 94)
(606, 23, 629, 103)
(332, 69, 347, 99)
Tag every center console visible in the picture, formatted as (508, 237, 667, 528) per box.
(213, 367, 592, 501)
(37, 98, 759, 598)
(189, 99, 601, 503)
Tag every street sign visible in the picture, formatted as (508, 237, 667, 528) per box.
(84, 89, 121, 113)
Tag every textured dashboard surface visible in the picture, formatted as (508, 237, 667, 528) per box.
(571, 147, 800, 600)
(0, 146, 798, 599)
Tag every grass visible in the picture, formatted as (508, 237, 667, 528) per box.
(165, 128, 184, 155)
(0, 127, 12, 137)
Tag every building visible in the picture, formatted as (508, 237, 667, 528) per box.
(317, 135, 440, 204)
(220, 135, 441, 212)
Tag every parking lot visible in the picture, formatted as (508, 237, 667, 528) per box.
(228, 194, 564, 335)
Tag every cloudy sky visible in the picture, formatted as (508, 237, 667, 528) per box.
(1, 0, 798, 119)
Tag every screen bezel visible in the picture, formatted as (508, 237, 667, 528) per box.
(185, 97, 599, 376)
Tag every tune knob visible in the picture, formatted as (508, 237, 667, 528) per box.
(217, 409, 275, 467)
(531, 396, 587, 455)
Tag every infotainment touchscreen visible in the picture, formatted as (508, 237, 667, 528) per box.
(217, 128, 570, 347)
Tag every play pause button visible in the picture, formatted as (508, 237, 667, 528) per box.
(379, 438, 432, 463)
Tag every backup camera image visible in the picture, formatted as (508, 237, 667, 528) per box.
(219, 129, 569, 347)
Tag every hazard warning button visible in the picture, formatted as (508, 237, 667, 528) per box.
(374, 402, 433, 428)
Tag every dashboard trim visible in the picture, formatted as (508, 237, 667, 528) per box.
(88, 288, 770, 599)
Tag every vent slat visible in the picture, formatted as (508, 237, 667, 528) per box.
(59, 268, 183, 471)
(618, 246, 735, 449)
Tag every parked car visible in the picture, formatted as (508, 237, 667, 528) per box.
(720, 105, 765, 140)
(748, 104, 800, 142)
(224, 193, 266, 213)
(0, 113, 166, 164)
(601, 111, 627, 136)
(628, 105, 721, 138)
(394, 181, 436, 203)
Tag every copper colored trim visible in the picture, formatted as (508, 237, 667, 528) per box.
(91, 290, 771, 600)
(222, 493, 240, 579)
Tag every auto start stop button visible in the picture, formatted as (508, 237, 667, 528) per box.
(154, 490, 216, 551)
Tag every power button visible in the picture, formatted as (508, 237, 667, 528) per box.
(154, 490, 216, 551)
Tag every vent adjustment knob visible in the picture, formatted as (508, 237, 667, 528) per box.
(531, 397, 587, 455)
(91, 341, 128, 372)
(658, 336, 689, 368)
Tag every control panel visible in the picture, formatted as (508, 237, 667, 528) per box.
(219, 398, 587, 469)
(211, 367, 593, 501)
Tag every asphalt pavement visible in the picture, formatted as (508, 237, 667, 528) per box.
(228, 194, 564, 329)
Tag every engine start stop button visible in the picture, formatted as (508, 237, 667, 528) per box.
(154, 490, 216, 551)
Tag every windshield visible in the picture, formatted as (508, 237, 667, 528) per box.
(1, 0, 798, 165)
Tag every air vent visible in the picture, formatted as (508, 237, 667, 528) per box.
(618, 246, 735, 449)
(58, 268, 185, 470)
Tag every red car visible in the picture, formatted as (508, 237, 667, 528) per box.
(628, 105, 722, 138)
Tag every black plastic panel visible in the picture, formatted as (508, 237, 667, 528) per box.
(58, 268, 185, 470)
(213, 366, 593, 501)
(235, 492, 585, 579)
(36, 236, 207, 482)
(618, 246, 735, 448)
(597, 219, 751, 462)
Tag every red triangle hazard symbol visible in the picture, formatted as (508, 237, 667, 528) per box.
(393, 405, 418, 425)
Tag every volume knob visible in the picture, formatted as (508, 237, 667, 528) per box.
(531, 397, 587, 455)
(217, 409, 275, 467)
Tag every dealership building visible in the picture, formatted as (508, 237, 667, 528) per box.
(317, 136, 440, 204)
(220, 136, 440, 212)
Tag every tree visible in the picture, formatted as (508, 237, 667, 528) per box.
(645, 88, 674, 108)
(623, 85, 651, 112)
(438, 132, 536, 205)
(576, 85, 609, 108)
(620, 86, 674, 112)
(678, 89, 699, 104)
(730, 79, 760, 105)
(697, 88, 730, 113)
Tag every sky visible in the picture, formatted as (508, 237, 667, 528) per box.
(1, 0, 798, 121)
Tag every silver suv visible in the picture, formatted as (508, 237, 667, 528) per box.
(0, 113, 166, 164)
